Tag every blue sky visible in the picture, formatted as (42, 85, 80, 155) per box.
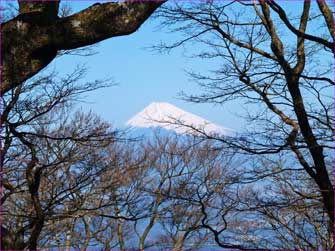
(2, 1, 329, 132)
(47, 0, 323, 132)
(50, 1, 246, 131)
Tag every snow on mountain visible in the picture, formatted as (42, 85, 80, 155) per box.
(126, 102, 234, 136)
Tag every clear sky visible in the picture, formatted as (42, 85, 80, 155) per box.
(50, 1, 246, 131)
(2, 0, 329, 132)
(46, 0, 321, 132)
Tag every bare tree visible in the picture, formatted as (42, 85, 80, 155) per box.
(3, 1, 333, 249)
(0, 1, 171, 250)
(39, 131, 243, 250)
(153, 0, 334, 248)
(1, 64, 119, 250)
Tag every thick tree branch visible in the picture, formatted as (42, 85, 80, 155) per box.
(53, 2, 165, 50)
(18, 0, 59, 18)
(316, 0, 334, 41)
(293, 0, 310, 74)
(2, 1, 165, 94)
(267, 0, 333, 50)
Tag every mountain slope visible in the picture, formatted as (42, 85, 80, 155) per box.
(126, 102, 233, 136)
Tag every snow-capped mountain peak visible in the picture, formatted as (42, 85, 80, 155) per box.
(126, 102, 233, 135)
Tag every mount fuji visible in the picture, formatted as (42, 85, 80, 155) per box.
(126, 102, 234, 136)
